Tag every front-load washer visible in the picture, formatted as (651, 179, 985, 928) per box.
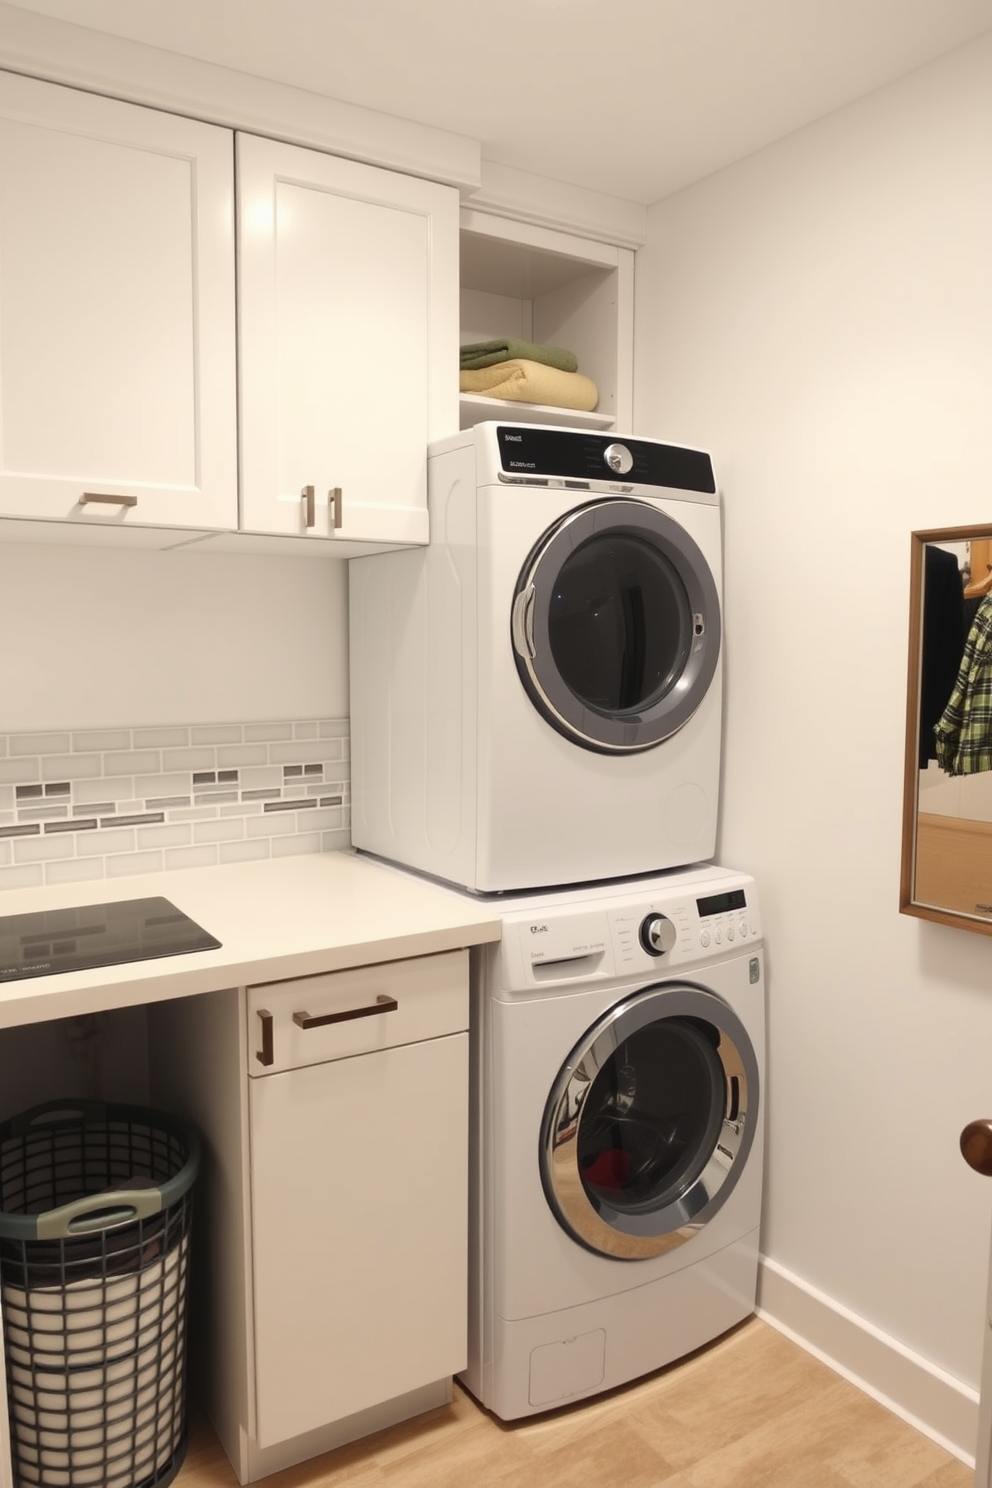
(349, 422, 723, 893)
(462, 862, 764, 1420)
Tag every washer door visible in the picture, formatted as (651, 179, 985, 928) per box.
(540, 985, 758, 1259)
(510, 499, 720, 754)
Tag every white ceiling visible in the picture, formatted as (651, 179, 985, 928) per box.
(5, 0, 992, 203)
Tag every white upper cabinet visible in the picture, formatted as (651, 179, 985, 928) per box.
(237, 134, 458, 545)
(0, 71, 237, 529)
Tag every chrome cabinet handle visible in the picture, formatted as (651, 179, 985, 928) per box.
(293, 994, 397, 1029)
(961, 1120, 992, 1176)
(301, 484, 315, 528)
(256, 1008, 274, 1067)
(81, 492, 138, 508)
(330, 487, 342, 529)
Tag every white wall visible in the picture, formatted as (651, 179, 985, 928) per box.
(634, 32, 992, 1452)
(0, 540, 349, 730)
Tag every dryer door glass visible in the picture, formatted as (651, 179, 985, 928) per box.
(511, 499, 721, 754)
(540, 985, 758, 1259)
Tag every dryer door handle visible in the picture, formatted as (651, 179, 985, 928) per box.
(511, 585, 537, 659)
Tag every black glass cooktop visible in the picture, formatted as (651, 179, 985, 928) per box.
(0, 897, 221, 982)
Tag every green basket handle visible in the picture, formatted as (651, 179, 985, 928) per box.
(7, 1099, 110, 1136)
(34, 1187, 164, 1240)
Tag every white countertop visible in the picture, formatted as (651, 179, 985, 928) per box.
(0, 851, 502, 1029)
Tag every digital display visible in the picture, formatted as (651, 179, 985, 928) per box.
(696, 889, 747, 917)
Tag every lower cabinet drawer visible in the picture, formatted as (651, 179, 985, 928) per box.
(246, 948, 468, 1076)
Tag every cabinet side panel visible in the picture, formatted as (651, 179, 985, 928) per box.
(148, 989, 252, 1485)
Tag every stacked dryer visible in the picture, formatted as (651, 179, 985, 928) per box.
(350, 423, 764, 1420)
(350, 423, 723, 894)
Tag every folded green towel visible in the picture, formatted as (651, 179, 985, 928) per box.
(460, 338, 578, 373)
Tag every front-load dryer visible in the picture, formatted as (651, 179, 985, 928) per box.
(461, 863, 765, 1420)
(349, 422, 723, 893)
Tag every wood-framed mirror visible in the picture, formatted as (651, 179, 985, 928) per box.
(901, 525, 992, 935)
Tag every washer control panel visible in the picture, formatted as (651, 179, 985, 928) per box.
(497, 872, 761, 991)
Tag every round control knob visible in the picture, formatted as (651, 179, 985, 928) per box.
(640, 913, 676, 956)
(603, 441, 633, 475)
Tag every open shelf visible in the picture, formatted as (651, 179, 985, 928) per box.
(458, 393, 615, 431)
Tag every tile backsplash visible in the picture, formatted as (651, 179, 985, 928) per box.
(0, 718, 350, 891)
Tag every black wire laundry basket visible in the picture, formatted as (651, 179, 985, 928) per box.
(0, 1101, 200, 1488)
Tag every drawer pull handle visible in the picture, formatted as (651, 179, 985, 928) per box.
(301, 484, 315, 528)
(293, 994, 397, 1029)
(256, 1008, 274, 1067)
(330, 486, 342, 529)
(81, 492, 138, 508)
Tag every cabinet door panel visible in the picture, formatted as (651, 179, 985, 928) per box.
(249, 1033, 468, 1446)
(238, 134, 458, 544)
(0, 71, 236, 528)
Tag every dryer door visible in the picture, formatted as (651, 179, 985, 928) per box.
(540, 984, 758, 1259)
(510, 498, 720, 754)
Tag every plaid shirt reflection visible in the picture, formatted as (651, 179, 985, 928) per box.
(935, 594, 992, 775)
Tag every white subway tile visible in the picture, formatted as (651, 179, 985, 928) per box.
(219, 839, 270, 864)
(72, 729, 131, 752)
(103, 750, 162, 777)
(45, 858, 106, 886)
(0, 841, 9, 865)
(162, 748, 217, 772)
(42, 755, 102, 782)
(107, 851, 164, 878)
(215, 745, 268, 768)
(164, 845, 219, 871)
(91, 829, 137, 855)
(133, 727, 190, 749)
(318, 719, 349, 739)
(9, 732, 71, 756)
(0, 760, 38, 785)
(170, 808, 220, 823)
(321, 830, 352, 854)
(245, 723, 293, 743)
(0, 864, 44, 889)
(13, 835, 74, 863)
(72, 779, 135, 805)
(194, 819, 245, 844)
(271, 832, 322, 858)
(293, 721, 320, 740)
(192, 725, 243, 745)
(246, 813, 296, 838)
(137, 824, 193, 850)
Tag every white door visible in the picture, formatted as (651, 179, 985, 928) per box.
(237, 133, 458, 545)
(249, 1034, 468, 1447)
(0, 71, 237, 530)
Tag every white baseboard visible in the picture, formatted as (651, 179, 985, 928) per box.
(757, 1255, 978, 1467)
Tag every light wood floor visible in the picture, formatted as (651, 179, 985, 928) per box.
(176, 1318, 973, 1487)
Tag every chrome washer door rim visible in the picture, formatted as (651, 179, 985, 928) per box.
(511, 499, 721, 754)
(540, 986, 758, 1260)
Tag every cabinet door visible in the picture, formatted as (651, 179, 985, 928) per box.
(249, 1032, 468, 1447)
(0, 71, 237, 529)
(237, 133, 458, 545)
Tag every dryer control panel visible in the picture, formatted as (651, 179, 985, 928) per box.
(496, 870, 761, 993)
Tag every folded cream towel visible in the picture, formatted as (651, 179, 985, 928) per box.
(460, 358, 598, 413)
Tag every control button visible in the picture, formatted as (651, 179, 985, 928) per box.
(739, 919, 749, 937)
(640, 913, 677, 956)
(714, 929, 723, 945)
(726, 925, 735, 942)
(700, 930, 711, 948)
(603, 442, 634, 475)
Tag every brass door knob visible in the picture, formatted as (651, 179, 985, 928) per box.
(961, 1120, 992, 1175)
